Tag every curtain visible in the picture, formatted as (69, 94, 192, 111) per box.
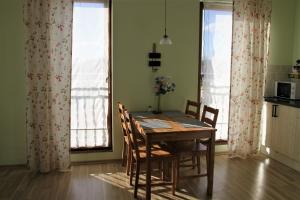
(24, 0, 73, 172)
(228, 0, 272, 158)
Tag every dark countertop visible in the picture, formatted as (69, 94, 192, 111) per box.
(264, 97, 300, 109)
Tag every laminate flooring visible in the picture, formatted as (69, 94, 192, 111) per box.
(1, 155, 300, 200)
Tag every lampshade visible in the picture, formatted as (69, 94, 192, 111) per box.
(160, 0, 172, 45)
(160, 34, 172, 45)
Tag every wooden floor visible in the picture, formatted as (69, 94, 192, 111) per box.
(1, 155, 300, 200)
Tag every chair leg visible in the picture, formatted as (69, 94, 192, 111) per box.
(206, 146, 210, 175)
(134, 162, 140, 198)
(192, 155, 195, 169)
(165, 161, 171, 181)
(126, 145, 132, 176)
(205, 141, 210, 176)
(172, 159, 177, 195)
(197, 154, 201, 175)
(159, 161, 164, 180)
(176, 157, 180, 187)
(122, 140, 127, 167)
(130, 158, 135, 186)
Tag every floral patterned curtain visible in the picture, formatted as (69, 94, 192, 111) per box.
(229, 0, 272, 158)
(24, 0, 73, 172)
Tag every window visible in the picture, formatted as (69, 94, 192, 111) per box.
(199, 2, 232, 142)
(70, 0, 112, 151)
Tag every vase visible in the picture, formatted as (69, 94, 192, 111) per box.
(153, 95, 162, 114)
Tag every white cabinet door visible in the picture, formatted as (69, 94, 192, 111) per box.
(272, 105, 298, 160)
(295, 110, 300, 162)
(261, 102, 275, 148)
(269, 104, 280, 153)
(263, 103, 300, 161)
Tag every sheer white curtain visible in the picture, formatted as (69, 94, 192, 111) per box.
(24, 0, 73, 172)
(201, 3, 232, 141)
(229, 0, 272, 158)
(71, 0, 110, 148)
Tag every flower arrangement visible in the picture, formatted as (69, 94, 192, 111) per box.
(153, 76, 175, 114)
(154, 76, 176, 96)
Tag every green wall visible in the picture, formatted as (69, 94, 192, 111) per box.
(269, 0, 297, 65)
(1, 0, 300, 165)
(0, 0, 26, 165)
(293, 0, 300, 62)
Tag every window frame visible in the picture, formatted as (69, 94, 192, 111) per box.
(70, 0, 113, 153)
(198, 1, 232, 145)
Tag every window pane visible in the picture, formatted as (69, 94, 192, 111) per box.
(71, 1, 110, 148)
(201, 8, 232, 141)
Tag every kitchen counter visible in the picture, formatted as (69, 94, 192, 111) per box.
(264, 97, 300, 108)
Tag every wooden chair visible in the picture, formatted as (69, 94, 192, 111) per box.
(184, 100, 201, 167)
(117, 102, 131, 175)
(201, 105, 219, 129)
(173, 105, 219, 178)
(185, 100, 201, 119)
(197, 105, 219, 175)
(199, 105, 219, 157)
(124, 110, 178, 198)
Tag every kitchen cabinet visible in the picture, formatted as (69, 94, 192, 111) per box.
(271, 104, 298, 160)
(261, 103, 273, 148)
(295, 111, 300, 161)
(261, 102, 300, 169)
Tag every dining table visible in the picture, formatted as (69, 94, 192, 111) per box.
(131, 111, 216, 200)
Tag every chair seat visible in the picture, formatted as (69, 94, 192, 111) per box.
(168, 141, 207, 154)
(133, 144, 176, 160)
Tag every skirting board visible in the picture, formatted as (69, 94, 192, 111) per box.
(261, 145, 300, 172)
(0, 164, 27, 169)
(71, 159, 122, 166)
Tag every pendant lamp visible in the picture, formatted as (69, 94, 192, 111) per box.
(160, 0, 172, 45)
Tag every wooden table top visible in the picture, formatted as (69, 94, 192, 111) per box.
(131, 111, 216, 136)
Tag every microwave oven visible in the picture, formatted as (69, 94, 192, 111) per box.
(275, 81, 300, 100)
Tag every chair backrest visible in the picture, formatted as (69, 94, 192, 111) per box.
(200, 105, 219, 128)
(117, 102, 125, 116)
(123, 110, 141, 160)
(185, 100, 201, 119)
(117, 102, 127, 137)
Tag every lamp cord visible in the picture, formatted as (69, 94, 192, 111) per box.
(164, 0, 167, 36)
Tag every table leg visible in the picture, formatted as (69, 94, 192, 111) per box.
(146, 135, 151, 200)
(207, 130, 215, 196)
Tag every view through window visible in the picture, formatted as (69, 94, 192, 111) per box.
(71, 0, 111, 150)
(201, 4, 232, 141)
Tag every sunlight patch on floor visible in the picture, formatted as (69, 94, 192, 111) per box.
(90, 172, 200, 200)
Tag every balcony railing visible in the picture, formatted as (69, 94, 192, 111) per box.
(70, 87, 109, 149)
(201, 85, 230, 141)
